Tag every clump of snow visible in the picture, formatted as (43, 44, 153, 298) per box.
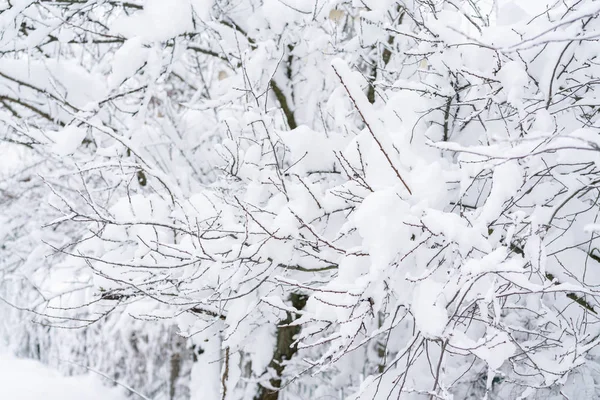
(47, 125, 88, 156)
(278, 125, 342, 174)
(351, 188, 412, 268)
(497, 61, 530, 107)
(449, 328, 516, 370)
(108, 37, 148, 89)
(479, 161, 522, 225)
(0, 58, 107, 108)
(111, 0, 194, 42)
(411, 281, 448, 339)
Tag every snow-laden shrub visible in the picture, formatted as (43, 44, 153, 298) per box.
(3, 1, 600, 399)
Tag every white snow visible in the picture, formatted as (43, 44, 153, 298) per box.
(111, 0, 194, 42)
(108, 37, 149, 89)
(48, 125, 88, 156)
(6, 0, 600, 399)
(0, 354, 126, 400)
(411, 281, 448, 339)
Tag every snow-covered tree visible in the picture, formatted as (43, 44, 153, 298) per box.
(4, 1, 600, 399)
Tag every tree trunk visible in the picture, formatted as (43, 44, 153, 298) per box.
(254, 293, 308, 400)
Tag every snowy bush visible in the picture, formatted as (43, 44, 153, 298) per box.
(3, 0, 600, 399)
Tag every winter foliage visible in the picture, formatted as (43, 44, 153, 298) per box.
(3, 0, 600, 399)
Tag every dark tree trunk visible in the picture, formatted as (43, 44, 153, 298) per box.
(254, 293, 308, 400)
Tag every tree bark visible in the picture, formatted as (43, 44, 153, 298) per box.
(254, 293, 308, 400)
